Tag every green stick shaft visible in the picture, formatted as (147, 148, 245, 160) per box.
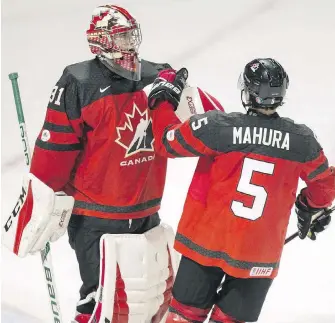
(8, 73, 31, 166)
(9, 73, 25, 123)
(8, 72, 63, 323)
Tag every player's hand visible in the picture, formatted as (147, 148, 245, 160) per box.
(307, 212, 331, 240)
(295, 193, 324, 240)
(148, 68, 188, 110)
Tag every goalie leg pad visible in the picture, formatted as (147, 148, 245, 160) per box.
(89, 223, 179, 323)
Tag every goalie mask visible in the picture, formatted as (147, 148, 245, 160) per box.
(238, 58, 289, 110)
(87, 5, 142, 81)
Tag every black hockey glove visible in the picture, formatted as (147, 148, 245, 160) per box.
(308, 211, 331, 240)
(295, 193, 327, 240)
(148, 68, 188, 110)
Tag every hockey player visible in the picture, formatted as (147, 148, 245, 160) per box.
(3, 5, 228, 323)
(4, 5, 177, 323)
(147, 61, 335, 322)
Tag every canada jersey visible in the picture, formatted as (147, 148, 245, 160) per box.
(153, 105, 335, 278)
(30, 58, 171, 219)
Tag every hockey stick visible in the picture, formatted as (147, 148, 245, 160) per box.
(8, 72, 63, 323)
(285, 206, 335, 244)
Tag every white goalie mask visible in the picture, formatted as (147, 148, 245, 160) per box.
(87, 5, 142, 81)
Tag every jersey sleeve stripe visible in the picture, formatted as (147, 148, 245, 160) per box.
(35, 139, 82, 151)
(43, 121, 74, 133)
(45, 109, 74, 125)
(307, 159, 329, 180)
(160, 128, 185, 157)
(47, 103, 66, 112)
(175, 129, 205, 157)
(164, 139, 184, 157)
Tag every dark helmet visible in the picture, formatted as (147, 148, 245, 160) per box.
(238, 58, 289, 109)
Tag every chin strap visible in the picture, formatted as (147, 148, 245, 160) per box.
(241, 90, 252, 111)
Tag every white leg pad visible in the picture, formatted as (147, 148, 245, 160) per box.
(89, 223, 179, 323)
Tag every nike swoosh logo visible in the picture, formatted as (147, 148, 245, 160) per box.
(100, 85, 111, 93)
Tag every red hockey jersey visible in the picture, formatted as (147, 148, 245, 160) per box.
(30, 58, 171, 219)
(152, 103, 335, 279)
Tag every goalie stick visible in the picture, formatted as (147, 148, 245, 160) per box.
(8, 72, 63, 323)
(285, 206, 335, 244)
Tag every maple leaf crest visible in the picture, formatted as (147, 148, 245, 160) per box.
(115, 103, 155, 157)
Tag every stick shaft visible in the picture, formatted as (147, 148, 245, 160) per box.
(8, 72, 63, 323)
(9, 73, 31, 166)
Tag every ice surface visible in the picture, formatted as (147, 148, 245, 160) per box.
(2, 0, 335, 322)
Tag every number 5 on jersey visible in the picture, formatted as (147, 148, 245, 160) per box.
(232, 158, 275, 221)
(191, 117, 208, 131)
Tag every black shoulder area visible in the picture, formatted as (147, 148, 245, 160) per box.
(140, 60, 172, 86)
(207, 111, 245, 127)
(187, 111, 243, 153)
(279, 118, 322, 160)
(191, 111, 245, 129)
(59, 59, 109, 111)
(62, 59, 102, 84)
(194, 111, 323, 162)
(57, 58, 173, 110)
(279, 117, 316, 137)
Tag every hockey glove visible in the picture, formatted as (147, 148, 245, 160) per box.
(148, 68, 188, 110)
(308, 211, 331, 240)
(295, 193, 325, 240)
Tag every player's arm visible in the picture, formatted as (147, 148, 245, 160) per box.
(300, 150, 335, 208)
(30, 70, 84, 191)
(148, 68, 222, 158)
(295, 137, 335, 240)
(152, 103, 219, 158)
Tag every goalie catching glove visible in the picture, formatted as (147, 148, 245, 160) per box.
(2, 173, 74, 257)
(295, 192, 331, 240)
